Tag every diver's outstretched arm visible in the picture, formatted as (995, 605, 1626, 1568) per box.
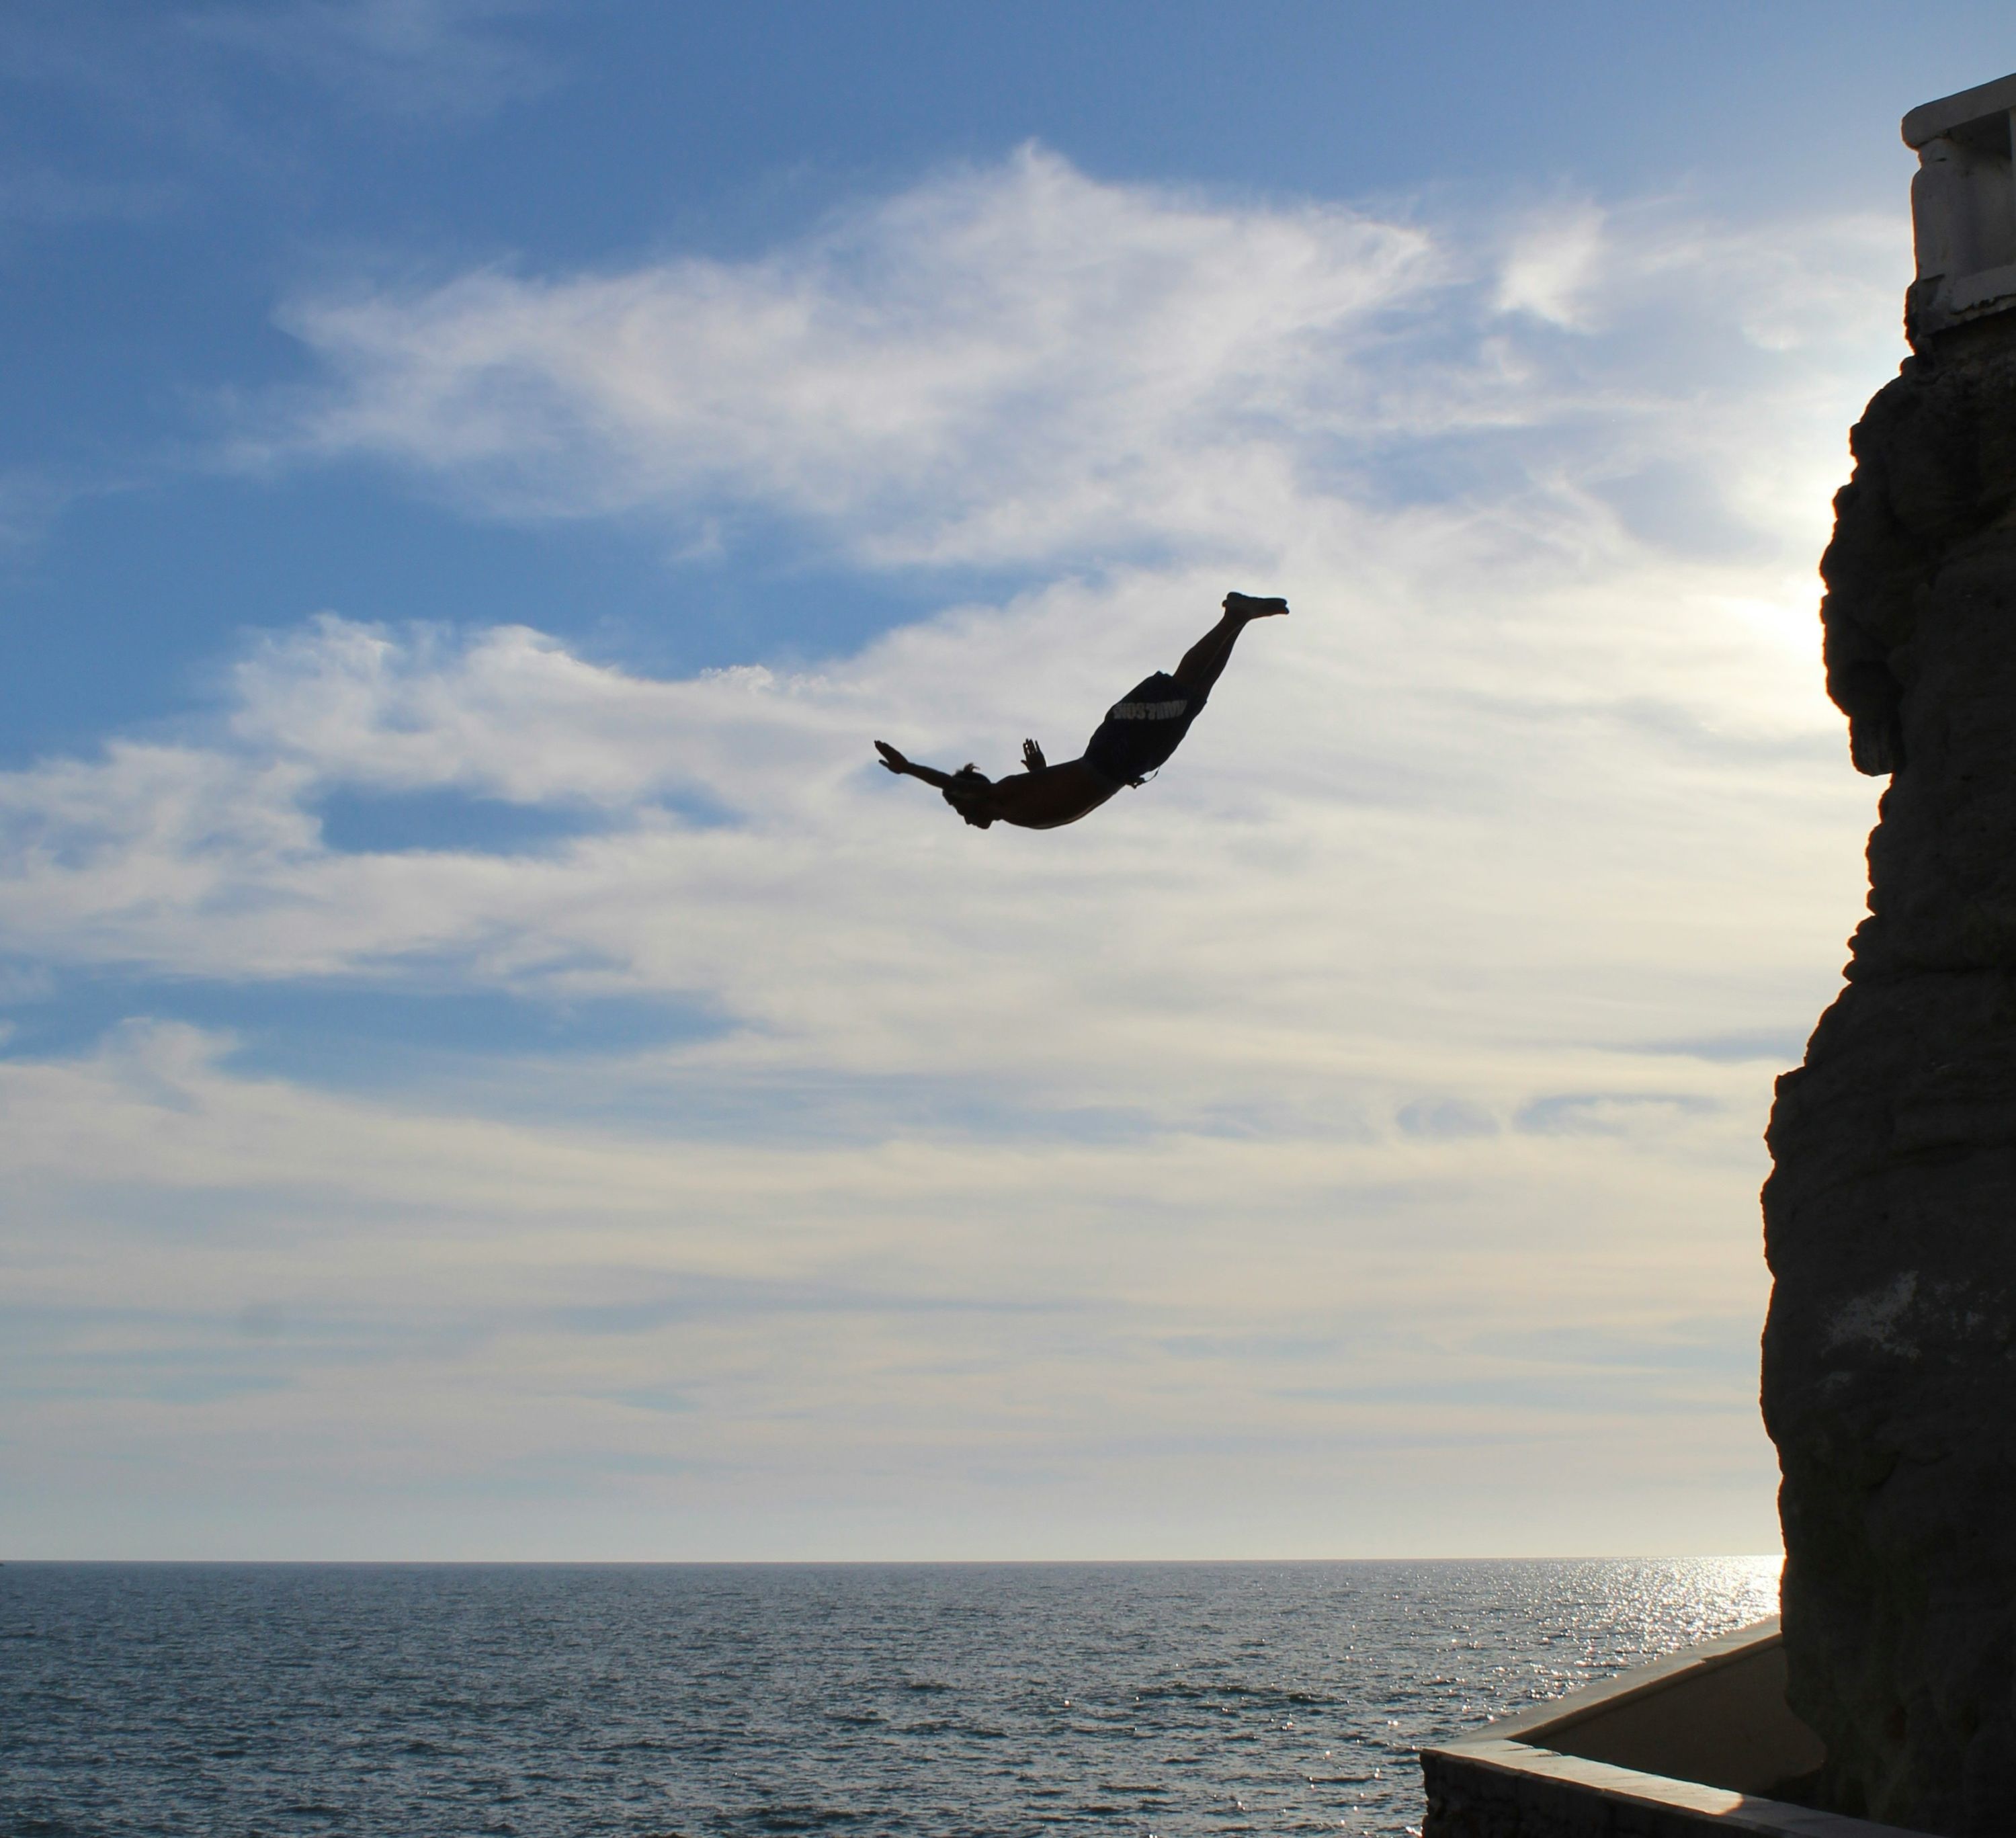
(875, 740, 977, 792)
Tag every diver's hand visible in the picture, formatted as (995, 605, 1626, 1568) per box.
(1021, 738, 1046, 771)
(874, 740, 910, 775)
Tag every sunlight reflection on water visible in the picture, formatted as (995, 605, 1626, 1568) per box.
(2, 1556, 1779, 1837)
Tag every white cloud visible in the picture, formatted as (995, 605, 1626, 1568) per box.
(252, 149, 1902, 584)
(3, 150, 1912, 1552)
(2, 1017, 1781, 1558)
(257, 148, 1441, 563)
(1495, 203, 1608, 329)
(0, 559, 1871, 1093)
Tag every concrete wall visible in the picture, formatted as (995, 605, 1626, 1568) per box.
(1421, 1623, 1918, 1838)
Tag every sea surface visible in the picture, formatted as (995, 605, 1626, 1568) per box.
(2, 1558, 1779, 1838)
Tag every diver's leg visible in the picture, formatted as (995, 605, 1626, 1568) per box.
(1171, 594, 1287, 696)
(1171, 614, 1241, 695)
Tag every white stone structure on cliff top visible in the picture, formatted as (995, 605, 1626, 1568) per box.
(1907, 71, 2016, 337)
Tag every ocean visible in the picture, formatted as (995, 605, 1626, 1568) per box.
(2, 1557, 1779, 1837)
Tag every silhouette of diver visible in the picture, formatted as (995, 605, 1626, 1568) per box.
(875, 591, 1289, 830)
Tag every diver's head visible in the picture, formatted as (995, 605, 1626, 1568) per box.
(941, 765, 996, 829)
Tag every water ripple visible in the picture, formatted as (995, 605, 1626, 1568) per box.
(0, 1558, 1777, 1837)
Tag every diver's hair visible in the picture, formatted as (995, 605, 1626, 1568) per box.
(942, 765, 994, 826)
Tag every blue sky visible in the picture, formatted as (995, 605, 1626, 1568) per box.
(4, 1, 2011, 1559)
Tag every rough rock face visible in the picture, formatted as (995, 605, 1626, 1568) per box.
(1764, 316, 2016, 1834)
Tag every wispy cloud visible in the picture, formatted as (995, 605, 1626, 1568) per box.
(1495, 203, 1609, 329)
(248, 149, 1901, 579)
(0, 570, 1870, 1099)
(2, 1015, 1780, 1556)
(252, 148, 1441, 565)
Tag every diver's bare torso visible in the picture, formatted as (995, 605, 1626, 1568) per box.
(874, 591, 1288, 831)
(870, 743, 1120, 831)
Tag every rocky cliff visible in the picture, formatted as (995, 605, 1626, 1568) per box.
(1764, 315, 2016, 1833)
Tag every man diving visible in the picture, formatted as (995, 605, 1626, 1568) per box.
(874, 591, 1290, 830)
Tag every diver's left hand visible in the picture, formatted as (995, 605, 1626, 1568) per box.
(1021, 738, 1046, 771)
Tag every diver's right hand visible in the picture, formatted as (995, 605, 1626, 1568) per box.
(874, 740, 909, 775)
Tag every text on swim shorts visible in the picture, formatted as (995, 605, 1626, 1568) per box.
(1109, 699, 1189, 720)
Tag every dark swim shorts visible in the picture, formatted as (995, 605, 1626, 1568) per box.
(1082, 671, 1206, 788)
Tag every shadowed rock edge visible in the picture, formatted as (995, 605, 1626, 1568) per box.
(1764, 310, 2016, 1834)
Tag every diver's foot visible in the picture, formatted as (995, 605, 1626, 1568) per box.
(1224, 591, 1290, 618)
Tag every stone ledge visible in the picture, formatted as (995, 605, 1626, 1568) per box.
(1904, 73, 2016, 151)
(1422, 1739, 1913, 1838)
(1420, 1623, 1926, 1838)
